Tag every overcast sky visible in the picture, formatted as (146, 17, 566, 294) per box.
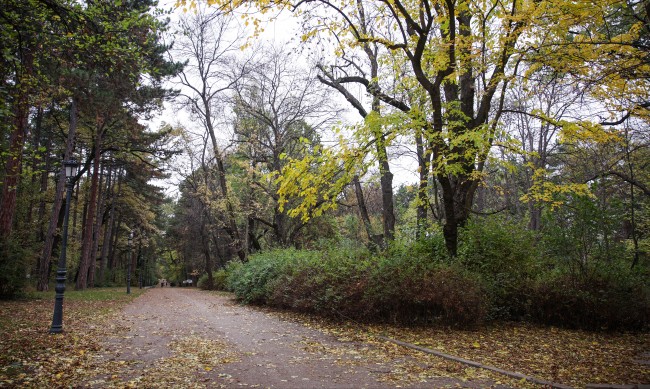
(147, 1, 419, 197)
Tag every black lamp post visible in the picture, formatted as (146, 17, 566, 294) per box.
(127, 231, 133, 294)
(50, 159, 79, 334)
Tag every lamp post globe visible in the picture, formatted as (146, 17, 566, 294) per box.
(49, 159, 78, 334)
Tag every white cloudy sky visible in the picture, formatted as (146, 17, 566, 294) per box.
(146, 1, 419, 196)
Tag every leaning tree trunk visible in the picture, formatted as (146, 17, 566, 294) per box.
(353, 175, 383, 249)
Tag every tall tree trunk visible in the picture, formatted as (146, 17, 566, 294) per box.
(415, 130, 429, 239)
(108, 214, 123, 276)
(368, 62, 395, 244)
(528, 204, 542, 231)
(200, 215, 214, 287)
(107, 168, 124, 272)
(0, 51, 33, 238)
(211, 230, 226, 269)
(26, 107, 44, 228)
(37, 100, 78, 291)
(76, 126, 103, 290)
(37, 109, 53, 242)
(88, 162, 107, 288)
(624, 129, 641, 268)
(378, 154, 395, 242)
(97, 164, 114, 283)
(212, 135, 245, 261)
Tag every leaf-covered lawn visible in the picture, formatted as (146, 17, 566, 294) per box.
(0, 288, 144, 387)
(0, 288, 242, 388)
(272, 310, 649, 388)
(382, 323, 648, 388)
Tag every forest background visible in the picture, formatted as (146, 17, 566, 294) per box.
(0, 0, 648, 330)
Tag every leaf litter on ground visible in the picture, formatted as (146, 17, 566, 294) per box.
(266, 307, 649, 388)
(0, 288, 240, 388)
(1, 289, 647, 388)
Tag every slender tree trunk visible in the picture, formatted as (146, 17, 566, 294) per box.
(624, 129, 641, 268)
(200, 215, 214, 287)
(246, 216, 262, 253)
(200, 103, 245, 260)
(98, 164, 114, 283)
(88, 162, 107, 288)
(358, 0, 395, 243)
(37, 110, 53, 242)
(107, 168, 124, 272)
(528, 204, 542, 231)
(26, 107, 44, 228)
(415, 130, 429, 239)
(368, 67, 395, 244)
(353, 175, 383, 249)
(37, 100, 78, 291)
(211, 230, 226, 269)
(108, 214, 123, 275)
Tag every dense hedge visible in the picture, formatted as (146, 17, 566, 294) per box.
(223, 218, 649, 330)
(227, 246, 490, 326)
(528, 268, 649, 330)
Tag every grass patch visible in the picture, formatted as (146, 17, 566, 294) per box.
(24, 286, 145, 301)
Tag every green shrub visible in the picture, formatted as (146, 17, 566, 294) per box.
(457, 217, 540, 320)
(0, 237, 28, 299)
(266, 247, 372, 318)
(227, 249, 315, 304)
(197, 269, 229, 290)
(228, 245, 489, 326)
(225, 227, 648, 330)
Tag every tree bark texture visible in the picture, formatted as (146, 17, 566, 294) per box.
(76, 125, 103, 290)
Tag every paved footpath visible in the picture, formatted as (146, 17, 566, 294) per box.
(97, 287, 505, 388)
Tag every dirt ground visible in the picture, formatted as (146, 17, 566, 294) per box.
(96, 287, 507, 388)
